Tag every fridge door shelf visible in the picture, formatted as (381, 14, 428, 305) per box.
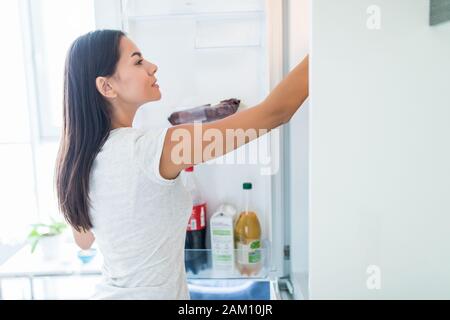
(185, 240, 270, 279)
(123, 12, 264, 49)
(123, 10, 264, 21)
(194, 15, 262, 49)
(121, 0, 264, 18)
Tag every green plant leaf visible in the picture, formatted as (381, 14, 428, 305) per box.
(27, 219, 67, 246)
(30, 237, 39, 253)
(27, 229, 40, 239)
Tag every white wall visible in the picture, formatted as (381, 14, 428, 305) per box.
(310, 0, 450, 299)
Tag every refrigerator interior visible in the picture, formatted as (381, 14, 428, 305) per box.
(94, 0, 291, 298)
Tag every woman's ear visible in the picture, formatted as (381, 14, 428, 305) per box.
(96, 76, 117, 99)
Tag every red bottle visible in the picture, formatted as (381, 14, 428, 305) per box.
(183, 166, 207, 274)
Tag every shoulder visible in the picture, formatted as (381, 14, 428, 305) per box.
(104, 127, 166, 148)
(109, 126, 166, 139)
(131, 126, 180, 185)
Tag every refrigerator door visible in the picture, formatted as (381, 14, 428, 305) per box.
(308, 0, 450, 299)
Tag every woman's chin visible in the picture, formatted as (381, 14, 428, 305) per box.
(147, 93, 162, 102)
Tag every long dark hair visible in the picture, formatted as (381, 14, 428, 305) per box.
(55, 30, 125, 232)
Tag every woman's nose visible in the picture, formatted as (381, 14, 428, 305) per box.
(148, 63, 157, 76)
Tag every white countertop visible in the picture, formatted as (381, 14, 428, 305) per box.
(0, 242, 102, 279)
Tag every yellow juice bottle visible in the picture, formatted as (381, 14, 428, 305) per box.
(234, 182, 262, 276)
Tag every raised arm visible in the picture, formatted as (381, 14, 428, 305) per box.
(160, 55, 309, 180)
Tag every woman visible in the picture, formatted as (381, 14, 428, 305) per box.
(55, 29, 308, 299)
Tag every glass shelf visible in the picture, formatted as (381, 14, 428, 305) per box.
(184, 240, 270, 279)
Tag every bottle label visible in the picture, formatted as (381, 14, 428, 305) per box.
(190, 219, 197, 230)
(210, 212, 236, 273)
(187, 203, 207, 231)
(237, 240, 261, 264)
(200, 207, 205, 228)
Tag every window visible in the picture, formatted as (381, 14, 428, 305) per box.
(0, 0, 96, 244)
(28, 0, 96, 139)
(0, 0, 37, 244)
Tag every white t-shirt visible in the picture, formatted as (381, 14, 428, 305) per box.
(88, 127, 193, 300)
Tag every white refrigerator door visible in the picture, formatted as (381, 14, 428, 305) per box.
(309, 0, 450, 299)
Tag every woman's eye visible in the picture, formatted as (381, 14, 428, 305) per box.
(136, 59, 144, 65)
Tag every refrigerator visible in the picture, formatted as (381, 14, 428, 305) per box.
(94, 0, 307, 300)
(93, 0, 450, 300)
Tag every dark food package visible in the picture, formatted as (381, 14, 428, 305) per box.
(168, 98, 241, 125)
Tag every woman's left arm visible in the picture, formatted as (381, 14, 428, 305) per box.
(72, 227, 95, 250)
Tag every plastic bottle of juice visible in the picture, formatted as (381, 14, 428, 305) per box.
(234, 182, 262, 276)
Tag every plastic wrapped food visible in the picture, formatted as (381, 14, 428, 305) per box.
(168, 98, 241, 125)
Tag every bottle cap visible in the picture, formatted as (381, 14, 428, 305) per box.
(243, 182, 252, 190)
(184, 166, 194, 172)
